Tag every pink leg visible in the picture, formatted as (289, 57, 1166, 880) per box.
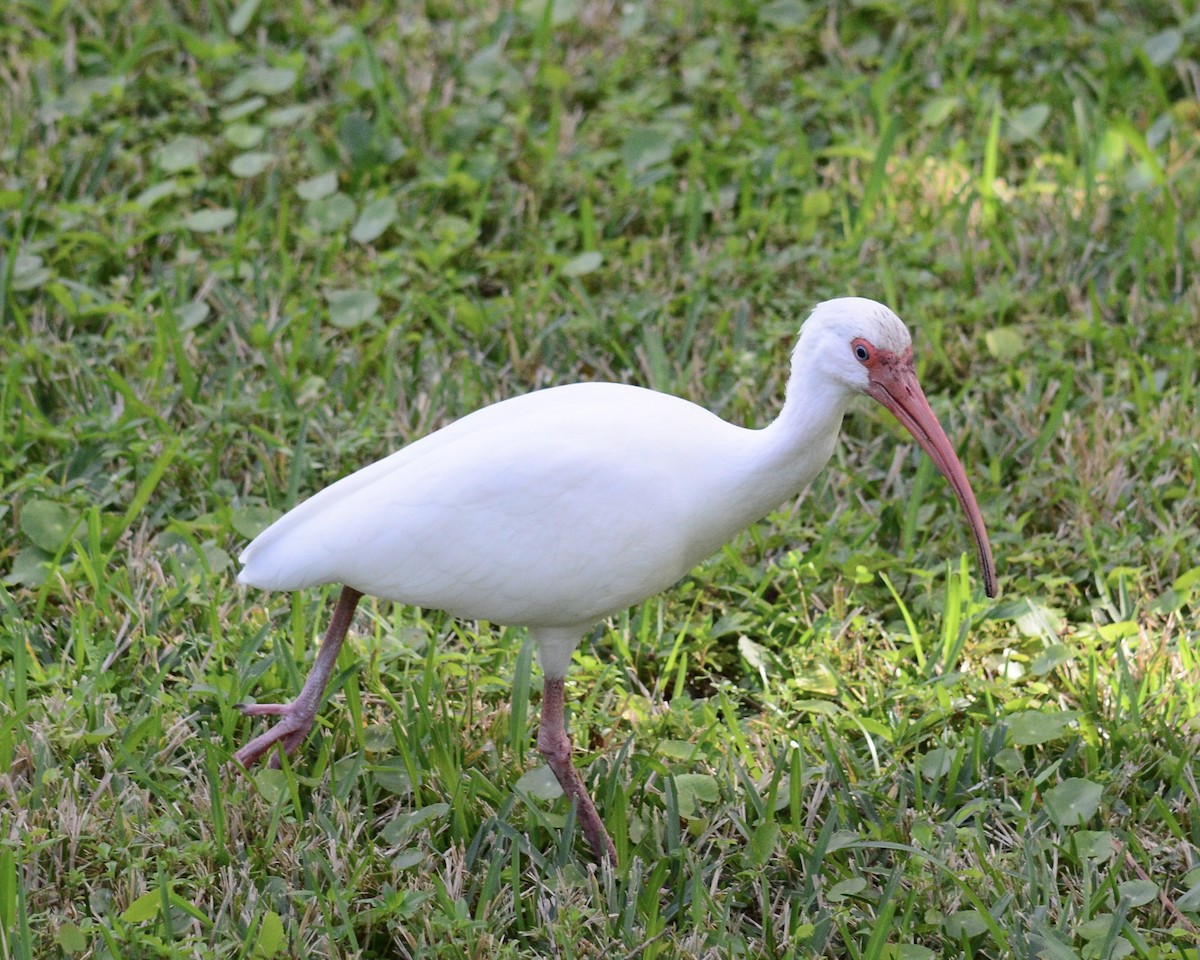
(233, 586, 362, 768)
(538, 676, 617, 864)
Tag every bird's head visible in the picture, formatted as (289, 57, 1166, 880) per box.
(795, 297, 913, 395)
(796, 297, 998, 598)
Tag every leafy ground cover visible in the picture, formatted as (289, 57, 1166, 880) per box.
(2, 0, 1198, 957)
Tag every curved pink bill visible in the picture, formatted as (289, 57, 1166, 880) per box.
(865, 349, 998, 598)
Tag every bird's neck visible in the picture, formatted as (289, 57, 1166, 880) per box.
(654, 367, 858, 569)
(743, 368, 856, 506)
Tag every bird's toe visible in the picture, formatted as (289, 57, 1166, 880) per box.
(237, 701, 291, 717)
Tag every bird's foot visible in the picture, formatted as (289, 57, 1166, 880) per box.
(544, 754, 616, 864)
(231, 701, 317, 769)
(570, 785, 618, 866)
(538, 731, 617, 864)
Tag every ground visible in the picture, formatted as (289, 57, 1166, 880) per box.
(1, 1, 1198, 957)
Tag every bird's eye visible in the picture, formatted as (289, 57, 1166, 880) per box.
(853, 341, 871, 363)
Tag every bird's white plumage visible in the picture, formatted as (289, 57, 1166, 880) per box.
(238, 301, 922, 631)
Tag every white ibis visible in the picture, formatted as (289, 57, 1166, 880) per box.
(233, 297, 998, 864)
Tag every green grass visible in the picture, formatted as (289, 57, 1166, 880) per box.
(2, 0, 1199, 956)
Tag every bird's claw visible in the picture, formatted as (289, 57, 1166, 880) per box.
(230, 703, 316, 769)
